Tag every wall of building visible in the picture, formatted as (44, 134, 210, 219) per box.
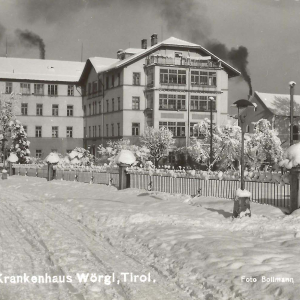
(0, 80, 83, 158)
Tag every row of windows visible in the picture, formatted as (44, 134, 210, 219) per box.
(5, 82, 74, 96)
(190, 95, 216, 111)
(84, 96, 142, 116)
(21, 104, 74, 116)
(84, 123, 140, 138)
(21, 126, 73, 138)
(157, 69, 217, 86)
(85, 72, 141, 98)
(159, 121, 186, 137)
(35, 149, 73, 158)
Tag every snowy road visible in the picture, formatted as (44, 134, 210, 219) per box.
(0, 187, 187, 300)
(1, 177, 300, 300)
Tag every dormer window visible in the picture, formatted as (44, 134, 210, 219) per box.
(175, 52, 182, 58)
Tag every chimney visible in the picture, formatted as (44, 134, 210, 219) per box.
(141, 39, 147, 49)
(117, 49, 124, 60)
(151, 34, 158, 46)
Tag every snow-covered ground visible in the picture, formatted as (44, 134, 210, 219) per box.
(0, 176, 300, 300)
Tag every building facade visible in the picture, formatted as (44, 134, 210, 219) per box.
(79, 35, 240, 156)
(0, 58, 85, 158)
(0, 36, 240, 159)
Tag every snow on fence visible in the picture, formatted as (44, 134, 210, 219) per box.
(130, 174, 290, 209)
(11, 164, 120, 187)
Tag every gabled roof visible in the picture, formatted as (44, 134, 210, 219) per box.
(253, 91, 300, 116)
(79, 36, 241, 82)
(0, 57, 85, 82)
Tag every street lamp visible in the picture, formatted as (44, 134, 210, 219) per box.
(208, 96, 215, 167)
(233, 99, 255, 190)
(289, 81, 296, 146)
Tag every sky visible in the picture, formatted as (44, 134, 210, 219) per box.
(0, 0, 300, 114)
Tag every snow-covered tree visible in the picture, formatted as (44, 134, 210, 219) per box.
(140, 126, 175, 167)
(245, 119, 283, 169)
(189, 119, 241, 170)
(9, 120, 31, 164)
(68, 147, 94, 166)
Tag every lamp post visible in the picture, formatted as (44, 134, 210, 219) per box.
(209, 96, 215, 167)
(289, 81, 296, 146)
(233, 99, 255, 190)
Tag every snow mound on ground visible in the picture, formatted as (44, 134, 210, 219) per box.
(279, 142, 300, 169)
(115, 150, 136, 165)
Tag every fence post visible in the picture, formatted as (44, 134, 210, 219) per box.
(290, 167, 300, 213)
(47, 163, 54, 181)
(118, 163, 130, 190)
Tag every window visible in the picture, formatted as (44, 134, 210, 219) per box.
(5, 82, 12, 94)
(168, 151, 176, 163)
(36, 150, 42, 158)
(175, 52, 182, 58)
(111, 124, 114, 137)
(67, 150, 72, 154)
(117, 73, 121, 86)
(106, 124, 109, 136)
(92, 126, 95, 137)
(51, 149, 58, 153)
(160, 69, 186, 84)
(112, 75, 114, 88)
(112, 98, 114, 112)
(52, 126, 58, 138)
(159, 121, 185, 137)
(132, 97, 140, 110)
(106, 99, 109, 112)
(106, 77, 109, 90)
(146, 94, 153, 109)
(66, 126, 73, 138)
(68, 85, 74, 96)
(89, 126, 91, 137)
(84, 105, 86, 116)
(89, 104, 91, 115)
(98, 79, 103, 95)
(117, 123, 120, 136)
(35, 126, 42, 138)
(147, 68, 154, 86)
(98, 125, 101, 137)
(118, 97, 121, 110)
(190, 122, 204, 138)
(133, 72, 141, 85)
(67, 105, 73, 116)
(293, 125, 299, 140)
(34, 84, 44, 95)
(92, 81, 97, 95)
(20, 83, 30, 94)
(98, 101, 101, 114)
(190, 95, 216, 111)
(52, 104, 59, 116)
(36, 104, 43, 116)
(191, 71, 217, 86)
(48, 84, 58, 96)
(132, 123, 140, 136)
(84, 127, 86, 138)
(159, 94, 186, 110)
(21, 103, 28, 116)
(23, 125, 27, 134)
(88, 83, 92, 96)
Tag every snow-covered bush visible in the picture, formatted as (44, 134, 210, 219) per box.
(140, 126, 175, 167)
(115, 150, 136, 165)
(245, 119, 283, 169)
(98, 139, 150, 166)
(68, 147, 94, 166)
(279, 142, 300, 169)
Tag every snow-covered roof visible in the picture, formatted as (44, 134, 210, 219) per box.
(88, 57, 119, 73)
(0, 57, 85, 82)
(254, 91, 300, 116)
(79, 36, 240, 82)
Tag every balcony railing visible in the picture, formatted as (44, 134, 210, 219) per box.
(145, 55, 220, 68)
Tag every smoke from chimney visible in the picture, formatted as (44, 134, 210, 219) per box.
(15, 29, 45, 59)
(15, 0, 253, 93)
